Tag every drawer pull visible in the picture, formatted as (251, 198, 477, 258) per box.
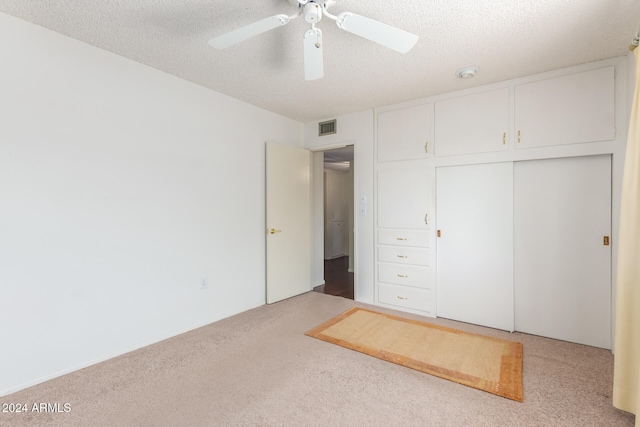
(397, 295, 408, 300)
(397, 274, 408, 278)
(396, 237, 407, 241)
(397, 255, 408, 258)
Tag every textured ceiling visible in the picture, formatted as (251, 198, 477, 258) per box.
(0, 0, 639, 123)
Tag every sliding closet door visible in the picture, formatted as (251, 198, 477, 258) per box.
(436, 162, 514, 331)
(514, 155, 611, 349)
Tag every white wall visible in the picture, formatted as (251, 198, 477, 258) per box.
(304, 110, 375, 304)
(324, 168, 349, 259)
(0, 13, 303, 396)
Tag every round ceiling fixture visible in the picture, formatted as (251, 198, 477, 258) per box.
(455, 66, 479, 79)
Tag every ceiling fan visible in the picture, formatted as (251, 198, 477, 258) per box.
(207, 0, 419, 81)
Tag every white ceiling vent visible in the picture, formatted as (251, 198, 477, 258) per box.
(319, 119, 337, 136)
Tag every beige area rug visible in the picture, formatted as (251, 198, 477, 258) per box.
(305, 307, 524, 402)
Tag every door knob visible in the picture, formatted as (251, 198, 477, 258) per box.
(268, 228, 282, 235)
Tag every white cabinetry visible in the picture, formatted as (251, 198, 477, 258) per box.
(376, 165, 433, 315)
(378, 282, 431, 312)
(378, 245, 430, 266)
(377, 167, 430, 229)
(379, 262, 430, 288)
(434, 88, 510, 156)
(372, 58, 623, 346)
(377, 229, 433, 314)
(514, 66, 615, 149)
(377, 103, 432, 162)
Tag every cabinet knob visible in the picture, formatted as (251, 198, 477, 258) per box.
(396, 295, 408, 300)
(397, 255, 408, 258)
(424, 141, 429, 154)
(518, 130, 521, 144)
(503, 132, 506, 145)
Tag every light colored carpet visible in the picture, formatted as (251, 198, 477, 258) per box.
(0, 291, 634, 426)
(306, 307, 523, 401)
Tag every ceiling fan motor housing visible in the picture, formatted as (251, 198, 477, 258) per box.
(304, 2, 323, 23)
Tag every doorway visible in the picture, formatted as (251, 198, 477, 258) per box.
(313, 146, 354, 300)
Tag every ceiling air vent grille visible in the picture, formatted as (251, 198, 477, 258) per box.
(318, 119, 337, 136)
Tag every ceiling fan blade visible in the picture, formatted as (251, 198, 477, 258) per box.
(208, 14, 291, 49)
(336, 12, 418, 54)
(304, 28, 324, 81)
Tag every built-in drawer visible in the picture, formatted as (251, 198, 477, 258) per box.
(378, 263, 431, 289)
(378, 229, 429, 247)
(378, 245, 430, 266)
(378, 283, 431, 312)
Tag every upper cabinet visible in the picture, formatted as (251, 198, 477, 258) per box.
(434, 88, 510, 157)
(377, 102, 432, 162)
(377, 167, 430, 229)
(514, 66, 615, 149)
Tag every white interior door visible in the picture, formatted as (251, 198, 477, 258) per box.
(266, 142, 312, 304)
(514, 155, 611, 348)
(436, 162, 514, 331)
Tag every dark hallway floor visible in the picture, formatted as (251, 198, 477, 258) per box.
(313, 256, 354, 300)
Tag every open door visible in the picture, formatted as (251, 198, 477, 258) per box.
(266, 142, 312, 304)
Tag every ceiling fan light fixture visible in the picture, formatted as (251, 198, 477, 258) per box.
(456, 66, 479, 79)
(304, 2, 322, 23)
(209, 0, 419, 79)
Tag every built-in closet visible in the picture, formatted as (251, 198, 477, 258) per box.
(435, 156, 612, 348)
(374, 57, 625, 349)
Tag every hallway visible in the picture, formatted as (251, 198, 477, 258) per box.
(313, 256, 354, 300)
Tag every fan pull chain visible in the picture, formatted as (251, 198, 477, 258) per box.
(312, 23, 321, 48)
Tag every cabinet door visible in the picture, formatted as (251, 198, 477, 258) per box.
(434, 88, 509, 157)
(514, 66, 615, 149)
(378, 263, 431, 288)
(378, 283, 432, 312)
(377, 167, 430, 229)
(514, 155, 611, 349)
(378, 230, 429, 247)
(377, 103, 432, 162)
(378, 246, 430, 266)
(436, 162, 514, 331)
